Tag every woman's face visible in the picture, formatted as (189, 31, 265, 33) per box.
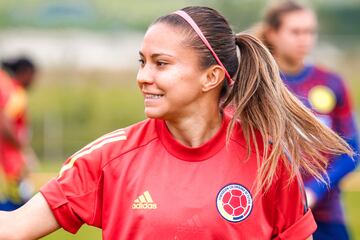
(137, 23, 208, 120)
(268, 10, 317, 65)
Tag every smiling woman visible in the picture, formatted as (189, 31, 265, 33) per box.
(0, 6, 353, 240)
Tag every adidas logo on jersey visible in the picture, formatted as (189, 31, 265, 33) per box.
(132, 191, 157, 209)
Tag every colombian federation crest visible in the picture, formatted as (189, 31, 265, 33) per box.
(216, 183, 253, 222)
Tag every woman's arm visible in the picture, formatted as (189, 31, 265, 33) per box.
(0, 193, 60, 240)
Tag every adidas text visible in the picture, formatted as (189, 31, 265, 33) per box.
(132, 203, 157, 209)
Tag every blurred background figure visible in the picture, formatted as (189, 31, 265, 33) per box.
(0, 57, 37, 211)
(256, 1, 359, 239)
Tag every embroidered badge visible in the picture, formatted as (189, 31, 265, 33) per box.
(216, 183, 253, 222)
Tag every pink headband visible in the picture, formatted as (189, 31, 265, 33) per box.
(174, 10, 234, 86)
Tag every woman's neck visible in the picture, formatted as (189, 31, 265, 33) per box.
(165, 109, 223, 147)
(276, 57, 304, 75)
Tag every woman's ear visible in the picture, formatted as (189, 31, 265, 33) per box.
(202, 65, 225, 92)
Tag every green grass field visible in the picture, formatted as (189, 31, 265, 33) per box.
(41, 225, 101, 240)
(344, 191, 360, 239)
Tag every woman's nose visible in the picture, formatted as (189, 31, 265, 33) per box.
(136, 64, 155, 85)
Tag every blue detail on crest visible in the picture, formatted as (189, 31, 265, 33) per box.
(216, 183, 253, 223)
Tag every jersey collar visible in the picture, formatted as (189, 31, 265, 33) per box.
(156, 114, 230, 162)
(281, 64, 314, 83)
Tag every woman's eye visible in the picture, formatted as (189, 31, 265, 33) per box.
(138, 59, 145, 65)
(157, 61, 167, 66)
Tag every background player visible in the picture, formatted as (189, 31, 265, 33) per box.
(0, 57, 37, 210)
(0, 6, 352, 239)
(256, 1, 359, 239)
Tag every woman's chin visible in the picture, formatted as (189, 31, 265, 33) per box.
(144, 109, 163, 119)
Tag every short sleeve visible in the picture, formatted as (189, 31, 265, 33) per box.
(40, 146, 103, 234)
(270, 165, 317, 239)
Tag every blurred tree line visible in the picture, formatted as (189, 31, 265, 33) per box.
(28, 70, 145, 162)
(0, 0, 359, 37)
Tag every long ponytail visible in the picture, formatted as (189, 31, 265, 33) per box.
(156, 6, 352, 194)
(223, 33, 352, 192)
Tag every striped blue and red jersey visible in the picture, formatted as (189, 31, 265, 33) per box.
(281, 64, 359, 223)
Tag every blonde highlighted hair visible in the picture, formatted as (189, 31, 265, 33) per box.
(225, 33, 351, 192)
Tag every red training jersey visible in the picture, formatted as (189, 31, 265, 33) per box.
(0, 71, 28, 179)
(0, 70, 13, 109)
(41, 115, 316, 239)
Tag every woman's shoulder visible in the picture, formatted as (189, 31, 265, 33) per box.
(227, 118, 266, 155)
(121, 118, 159, 149)
(105, 118, 158, 152)
(68, 118, 159, 168)
(311, 65, 344, 84)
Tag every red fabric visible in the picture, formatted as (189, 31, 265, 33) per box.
(266, 162, 316, 239)
(41, 116, 316, 239)
(40, 179, 83, 233)
(275, 209, 317, 240)
(0, 70, 12, 108)
(0, 73, 27, 179)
